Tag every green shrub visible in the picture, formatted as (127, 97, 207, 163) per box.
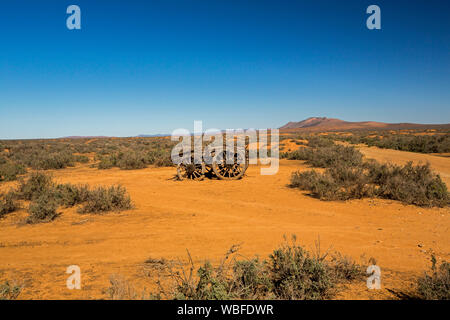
(307, 136, 334, 148)
(232, 258, 272, 299)
(147, 237, 364, 300)
(330, 253, 364, 282)
(55, 183, 90, 207)
(118, 152, 147, 170)
(30, 152, 76, 170)
(288, 145, 363, 168)
(417, 255, 450, 300)
(17, 172, 54, 201)
(78, 185, 133, 214)
(0, 162, 26, 182)
(268, 237, 334, 300)
(97, 156, 116, 169)
(368, 162, 449, 207)
(290, 170, 342, 200)
(27, 192, 58, 224)
(74, 155, 89, 163)
(0, 190, 18, 217)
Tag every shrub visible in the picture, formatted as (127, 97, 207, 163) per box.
(30, 152, 76, 170)
(290, 170, 342, 200)
(289, 143, 449, 206)
(73, 155, 89, 163)
(0, 190, 18, 217)
(330, 252, 364, 282)
(78, 185, 133, 214)
(417, 255, 450, 300)
(0, 162, 26, 182)
(107, 275, 139, 300)
(0, 281, 22, 300)
(368, 162, 449, 207)
(307, 136, 335, 148)
(97, 156, 115, 169)
(268, 237, 334, 300)
(27, 192, 58, 224)
(17, 172, 54, 201)
(232, 258, 271, 299)
(55, 183, 90, 207)
(288, 145, 363, 168)
(145, 237, 364, 300)
(118, 152, 147, 170)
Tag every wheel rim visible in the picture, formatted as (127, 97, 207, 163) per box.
(212, 151, 247, 180)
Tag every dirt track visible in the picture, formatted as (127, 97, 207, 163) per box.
(0, 147, 449, 299)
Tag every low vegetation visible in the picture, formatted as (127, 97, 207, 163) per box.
(78, 185, 133, 214)
(286, 144, 363, 168)
(0, 137, 176, 178)
(287, 140, 449, 207)
(324, 130, 450, 154)
(416, 255, 450, 300)
(27, 192, 59, 224)
(0, 281, 22, 300)
(0, 191, 18, 218)
(123, 236, 365, 300)
(0, 172, 133, 223)
(0, 161, 26, 182)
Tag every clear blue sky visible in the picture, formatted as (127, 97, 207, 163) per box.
(0, 0, 449, 139)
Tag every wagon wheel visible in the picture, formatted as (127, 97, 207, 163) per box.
(177, 159, 205, 181)
(212, 150, 247, 180)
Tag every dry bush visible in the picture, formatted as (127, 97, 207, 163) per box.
(368, 162, 449, 207)
(27, 192, 58, 224)
(306, 136, 335, 148)
(0, 190, 18, 218)
(149, 236, 361, 300)
(17, 172, 54, 201)
(326, 130, 450, 154)
(55, 183, 90, 207)
(0, 162, 26, 182)
(106, 275, 139, 300)
(288, 145, 363, 168)
(290, 165, 373, 201)
(417, 255, 450, 300)
(0, 281, 22, 300)
(329, 252, 365, 282)
(268, 236, 334, 300)
(288, 142, 449, 207)
(78, 185, 133, 214)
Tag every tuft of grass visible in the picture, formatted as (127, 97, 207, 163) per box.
(329, 252, 365, 282)
(0, 281, 22, 300)
(78, 185, 133, 214)
(417, 255, 450, 300)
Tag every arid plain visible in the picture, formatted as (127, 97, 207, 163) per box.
(0, 134, 449, 299)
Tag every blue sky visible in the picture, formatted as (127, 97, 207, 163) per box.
(0, 0, 449, 139)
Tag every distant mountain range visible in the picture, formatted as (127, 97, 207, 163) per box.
(59, 117, 449, 139)
(279, 117, 450, 131)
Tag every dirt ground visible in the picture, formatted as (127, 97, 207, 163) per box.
(0, 146, 449, 300)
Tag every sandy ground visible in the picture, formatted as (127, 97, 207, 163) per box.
(0, 147, 449, 300)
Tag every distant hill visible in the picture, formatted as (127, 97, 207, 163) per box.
(62, 136, 111, 139)
(279, 117, 450, 131)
